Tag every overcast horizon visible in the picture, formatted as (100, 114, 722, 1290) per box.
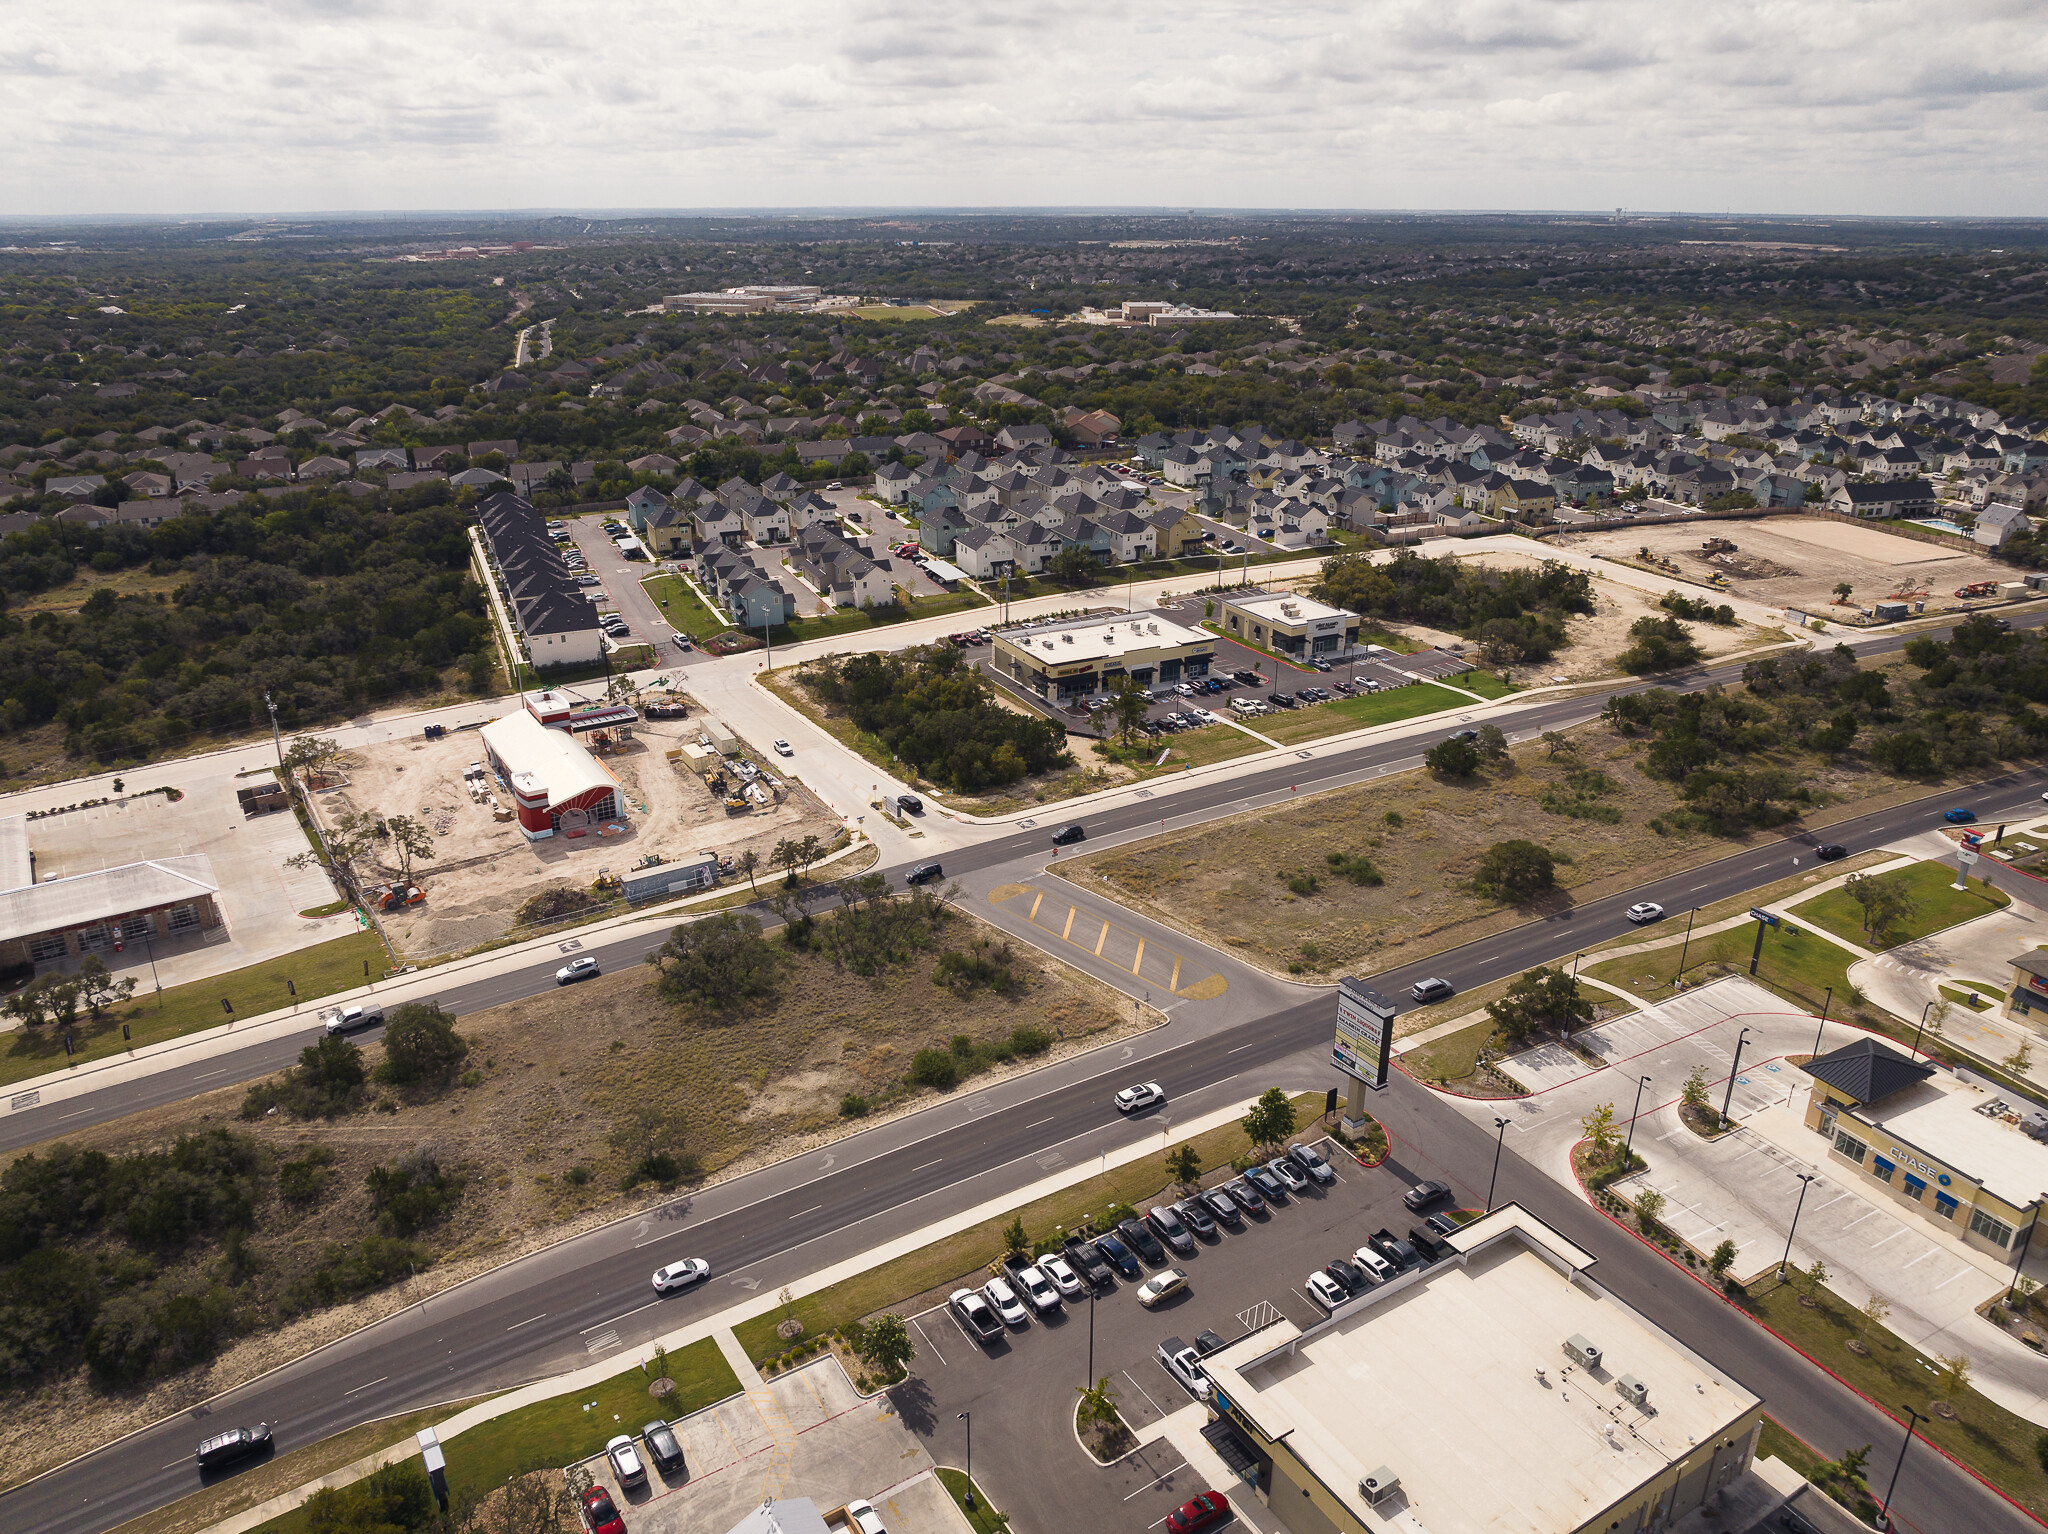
(5, 0, 2046, 219)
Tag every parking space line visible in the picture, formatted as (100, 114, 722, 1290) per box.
(1901, 1249, 1939, 1269)
(1869, 1229, 1908, 1249)
(1934, 1268, 1975, 1290)
(1124, 1461, 1189, 1500)
(911, 1315, 947, 1367)
(1122, 1368, 1167, 1420)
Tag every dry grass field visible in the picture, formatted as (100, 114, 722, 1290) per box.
(0, 909, 1128, 1488)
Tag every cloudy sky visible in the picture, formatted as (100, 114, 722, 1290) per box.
(5, 0, 2045, 219)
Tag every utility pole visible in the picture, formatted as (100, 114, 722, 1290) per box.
(1720, 1027, 1752, 1125)
(1487, 1116, 1510, 1211)
(1776, 1172, 1816, 1281)
(264, 690, 284, 771)
(1876, 1405, 1926, 1531)
(1673, 907, 1697, 988)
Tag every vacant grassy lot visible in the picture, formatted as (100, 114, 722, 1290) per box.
(641, 571, 728, 641)
(1589, 920, 1854, 1015)
(1741, 1281, 2048, 1518)
(0, 928, 389, 1088)
(2, 911, 1124, 1491)
(1788, 858, 2008, 950)
(732, 1092, 1325, 1363)
(1256, 681, 1472, 745)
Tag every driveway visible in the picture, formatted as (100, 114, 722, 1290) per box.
(1850, 904, 2048, 1093)
(565, 517, 666, 646)
(893, 1138, 1464, 1534)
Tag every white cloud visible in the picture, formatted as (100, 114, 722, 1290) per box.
(0, 0, 2043, 215)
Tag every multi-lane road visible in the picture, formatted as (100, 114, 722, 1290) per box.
(6, 615, 2048, 1534)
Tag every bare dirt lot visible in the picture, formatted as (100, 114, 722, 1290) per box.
(1055, 711, 1944, 980)
(1561, 516, 2012, 618)
(0, 907, 1130, 1490)
(314, 713, 838, 956)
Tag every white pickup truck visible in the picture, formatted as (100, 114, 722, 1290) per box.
(1157, 1336, 1211, 1398)
(324, 1003, 386, 1036)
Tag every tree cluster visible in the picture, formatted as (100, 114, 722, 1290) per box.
(1313, 550, 1595, 665)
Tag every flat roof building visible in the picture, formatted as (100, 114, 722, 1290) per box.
(1218, 589, 1360, 659)
(992, 611, 1213, 700)
(1805, 1037, 2048, 1260)
(0, 831, 223, 971)
(1201, 1205, 1763, 1534)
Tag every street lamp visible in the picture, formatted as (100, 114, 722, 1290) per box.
(1623, 1075, 1653, 1166)
(958, 1411, 974, 1509)
(1813, 987, 1833, 1058)
(1777, 1172, 1817, 1282)
(1912, 999, 1938, 1060)
(1487, 1116, 1510, 1212)
(1720, 1027, 1753, 1126)
(1876, 1404, 1927, 1531)
(1673, 907, 1698, 989)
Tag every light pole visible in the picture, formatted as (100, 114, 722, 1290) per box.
(958, 1411, 973, 1509)
(1777, 1172, 1817, 1282)
(1876, 1404, 1927, 1531)
(1912, 999, 1938, 1059)
(1813, 987, 1833, 1058)
(1720, 1027, 1752, 1126)
(1623, 1075, 1653, 1166)
(1487, 1117, 1510, 1211)
(1087, 1286, 1097, 1390)
(1673, 907, 1698, 988)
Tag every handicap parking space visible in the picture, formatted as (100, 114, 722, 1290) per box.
(897, 1143, 1473, 1534)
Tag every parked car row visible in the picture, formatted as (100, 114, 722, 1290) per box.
(1304, 1217, 1462, 1311)
(950, 1141, 1343, 1344)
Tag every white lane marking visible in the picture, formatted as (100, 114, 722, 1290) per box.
(193, 1069, 227, 1080)
(912, 1158, 944, 1172)
(583, 1300, 661, 1331)
(506, 1312, 548, 1330)
(345, 1375, 390, 1394)
(1025, 1117, 1056, 1130)
(788, 1205, 823, 1219)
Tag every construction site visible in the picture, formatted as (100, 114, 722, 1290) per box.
(303, 689, 841, 957)
(1564, 514, 2022, 621)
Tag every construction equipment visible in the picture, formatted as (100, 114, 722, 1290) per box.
(376, 883, 425, 911)
(723, 790, 750, 814)
(633, 852, 667, 871)
(1701, 536, 1738, 556)
(590, 872, 624, 895)
(1707, 572, 1732, 589)
(1957, 581, 1998, 599)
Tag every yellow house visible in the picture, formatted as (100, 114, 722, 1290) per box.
(1494, 477, 1558, 521)
(1803, 1038, 2048, 1261)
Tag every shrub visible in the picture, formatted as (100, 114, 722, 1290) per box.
(1008, 1025, 1053, 1056)
(909, 1048, 960, 1091)
(839, 1094, 870, 1118)
(1325, 852, 1384, 885)
(294, 1236, 433, 1308)
(373, 1003, 469, 1088)
(241, 1035, 367, 1120)
(1471, 839, 1559, 901)
(1283, 870, 1320, 895)
(565, 1165, 591, 1186)
(84, 1278, 238, 1387)
(277, 1146, 335, 1203)
(365, 1149, 461, 1235)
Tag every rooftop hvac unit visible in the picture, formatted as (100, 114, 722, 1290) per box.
(1360, 1468, 1400, 1505)
(1564, 1334, 1602, 1370)
(1616, 1375, 1648, 1408)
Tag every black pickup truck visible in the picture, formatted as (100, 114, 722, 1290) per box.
(1369, 1228, 1422, 1270)
(1062, 1233, 1116, 1289)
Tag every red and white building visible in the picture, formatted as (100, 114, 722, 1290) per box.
(479, 693, 631, 842)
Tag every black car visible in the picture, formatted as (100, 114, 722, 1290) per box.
(1371, 1229, 1422, 1268)
(1064, 1236, 1115, 1288)
(905, 861, 944, 884)
(1403, 1179, 1452, 1211)
(1094, 1232, 1142, 1279)
(1815, 843, 1847, 860)
(1200, 1187, 1243, 1227)
(1423, 1212, 1462, 1239)
(1226, 1177, 1266, 1215)
(1051, 823, 1086, 845)
(1267, 692, 1297, 708)
(1176, 1198, 1218, 1238)
(1326, 1257, 1367, 1292)
(641, 1419, 686, 1476)
(1194, 1328, 1229, 1356)
(1119, 1216, 1168, 1265)
(196, 1424, 272, 1470)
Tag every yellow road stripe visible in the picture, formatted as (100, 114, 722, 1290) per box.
(1170, 955, 1182, 991)
(1062, 905, 1075, 940)
(1029, 890, 1043, 920)
(1132, 937, 1145, 975)
(1095, 921, 1109, 956)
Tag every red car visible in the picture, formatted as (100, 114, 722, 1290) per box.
(1166, 1490, 1231, 1534)
(582, 1485, 626, 1534)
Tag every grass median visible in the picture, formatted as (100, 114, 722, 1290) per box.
(0, 928, 389, 1090)
(1256, 681, 1473, 745)
(733, 1092, 1325, 1364)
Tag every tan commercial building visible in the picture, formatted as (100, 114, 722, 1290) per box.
(1218, 590, 1360, 659)
(1200, 1206, 1763, 1534)
(992, 612, 1214, 701)
(1805, 1037, 2048, 1262)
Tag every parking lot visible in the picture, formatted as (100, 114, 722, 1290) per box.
(893, 1135, 1474, 1534)
(561, 515, 661, 648)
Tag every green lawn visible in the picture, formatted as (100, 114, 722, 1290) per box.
(0, 928, 389, 1090)
(733, 1093, 1324, 1364)
(1788, 859, 2008, 951)
(1586, 918, 1852, 1015)
(937, 1469, 1012, 1534)
(768, 588, 989, 646)
(641, 572, 729, 642)
(1101, 724, 1267, 774)
(1401, 1015, 1504, 1086)
(1256, 682, 1470, 744)
(249, 1340, 739, 1534)
(1456, 670, 1519, 700)
(1742, 1282, 2048, 1519)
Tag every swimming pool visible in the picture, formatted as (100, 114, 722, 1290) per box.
(1909, 517, 1971, 536)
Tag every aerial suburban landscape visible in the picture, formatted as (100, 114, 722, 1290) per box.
(5, 11, 2048, 1534)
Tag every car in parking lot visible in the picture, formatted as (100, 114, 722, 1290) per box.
(651, 1258, 710, 1294)
(1371, 1228, 1422, 1268)
(1115, 1082, 1164, 1113)
(1166, 1491, 1232, 1534)
(1352, 1244, 1394, 1283)
(1242, 1163, 1287, 1204)
(982, 1275, 1030, 1327)
(641, 1419, 686, 1476)
(1146, 1204, 1196, 1257)
(1305, 1270, 1347, 1310)
(1944, 807, 1978, 824)
(1226, 1177, 1266, 1214)
(582, 1486, 626, 1534)
(1265, 1157, 1308, 1194)
(1016, 1263, 1062, 1314)
(1326, 1256, 1368, 1293)
(1201, 1187, 1242, 1226)
(1286, 1142, 1336, 1185)
(556, 956, 600, 985)
(1194, 1328, 1228, 1356)
(1136, 1268, 1189, 1308)
(845, 1498, 886, 1534)
(1050, 823, 1086, 845)
(1042, 1254, 1088, 1300)
(606, 1435, 647, 1488)
(951, 1287, 1004, 1343)
(1815, 842, 1847, 860)
(1176, 1197, 1217, 1238)
(1409, 976, 1454, 1003)
(1093, 1232, 1141, 1279)
(1625, 901, 1664, 924)
(1158, 1335, 1212, 1396)
(1403, 1179, 1452, 1211)
(1119, 1216, 1168, 1265)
